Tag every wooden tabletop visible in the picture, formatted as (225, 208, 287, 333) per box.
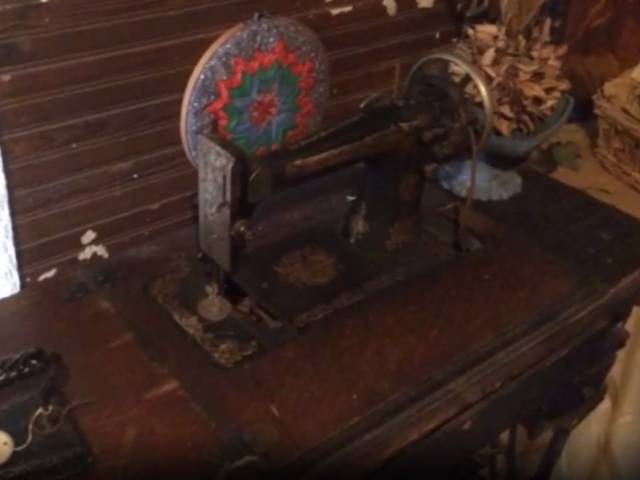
(1, 164, 640, 479)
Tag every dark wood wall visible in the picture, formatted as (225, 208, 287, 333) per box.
(0, 0, 456, 280)
(562, 0, 640, 103)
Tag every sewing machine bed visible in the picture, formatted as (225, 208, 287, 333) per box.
(232, 167, 474, 328)
(106, 169, 640, 477)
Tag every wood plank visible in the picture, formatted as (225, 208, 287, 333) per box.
(0, 0, 221, 37)
(0, 0, 456, 274)
(14, 167, 195, 248)
(21, 213, 196, 279)
(100, 172, 640, 477)
(5, 63, 394, 204)
(1, 58, 396, 142)
(11, 147, 185, 217)
(7, 62, 400, 224)
(0, 268, 222, 478)
(0, 1, 451, 101)
(1, 28, 452, 162)
(20, 201, 195, 276)
(3, 168, 639, 477)
(0, 34, 211, 101)
(0, 67, 191, 135)
(109, 224, 580, 472)
(1, 95, 181, 161)
(0, 0, 441, 68)
(0, 0, 337, 38)
(6, 123, 180, 189)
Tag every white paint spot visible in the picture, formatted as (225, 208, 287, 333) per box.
(78, 244, 110, 261)
(330, 5, 353, 15)
(37, 268, 58, 282)
(416, 0, 435, 8)
(435, 31, 441, 39)
(382, 0, 398, 15)
(80, 229, 97, 246)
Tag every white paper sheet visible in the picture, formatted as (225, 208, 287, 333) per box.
(0, 146, 20, 299)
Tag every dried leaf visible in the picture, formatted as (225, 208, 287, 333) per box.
(498, 103, 515, 118)
(537, 45, 556, 59)
(520, 114, 536, 134)
(495, 116, 514, 136)
(515, 60, 540, 73)
(457, 16, 571, 136)
(518, 70, 534, 81)
(482, 65, 497, 78)
(540, 17, 552, 44)
(475, 23, 500, 36)
(481, 47, 497, 66)
(520, 81, 547, 98)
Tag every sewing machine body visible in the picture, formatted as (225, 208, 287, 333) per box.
(155, 16, 494, 366)
(193, 96, 472, 326)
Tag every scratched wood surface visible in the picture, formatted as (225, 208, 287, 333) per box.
(0, 279, 225, 480)
(0, 170, 640, 478)
(105, 171, 640, 478)
(0, 0, 457, 279)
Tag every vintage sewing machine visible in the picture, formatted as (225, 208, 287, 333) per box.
(153, 15, 494, 367)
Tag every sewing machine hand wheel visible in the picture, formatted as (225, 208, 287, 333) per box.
(406, 52, 494, 155)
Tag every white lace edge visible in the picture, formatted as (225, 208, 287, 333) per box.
(0, 145, 20, 299)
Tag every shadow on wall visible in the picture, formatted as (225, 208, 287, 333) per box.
(562, 0, 640, 105)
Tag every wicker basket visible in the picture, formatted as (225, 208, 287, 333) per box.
(594, 69, 640, 192)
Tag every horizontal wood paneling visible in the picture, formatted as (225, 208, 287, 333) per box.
(0, 0, 457, 278)
(6, 123, 181, 189)
(0, 67, 191, 135)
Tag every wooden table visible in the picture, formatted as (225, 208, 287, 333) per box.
(1, 169, 640, 479)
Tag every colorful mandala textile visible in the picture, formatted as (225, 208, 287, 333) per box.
(208, 41, 316, 156)
(181, 16, 329, 165)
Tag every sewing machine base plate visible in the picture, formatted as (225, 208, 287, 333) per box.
(103, 170, 640, 476)
(149, 207, 483, 368)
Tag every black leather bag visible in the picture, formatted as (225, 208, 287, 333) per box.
(0, 349, 92, 480)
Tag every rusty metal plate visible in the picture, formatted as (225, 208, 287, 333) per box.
(231, 175, 470, 327)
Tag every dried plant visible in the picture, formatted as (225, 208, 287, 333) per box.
(455, 18, 571, 137)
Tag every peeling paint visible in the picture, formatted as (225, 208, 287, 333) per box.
(324, 0, 354, 15)
(269, 404, 281, 418)
(382, 0, 398, 15)
(330, 5, 353, 15)
(143, 380, 180, 401)
(80, 229, 97, 246)
(37, 268, 57, 282)
(78, 244, 110, 261)
(416, 0, 435, 8)
(106, 333, 134, 349)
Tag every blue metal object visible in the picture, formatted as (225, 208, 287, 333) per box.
(438, 96, 575, 201)
(483, 95, 575, 170)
